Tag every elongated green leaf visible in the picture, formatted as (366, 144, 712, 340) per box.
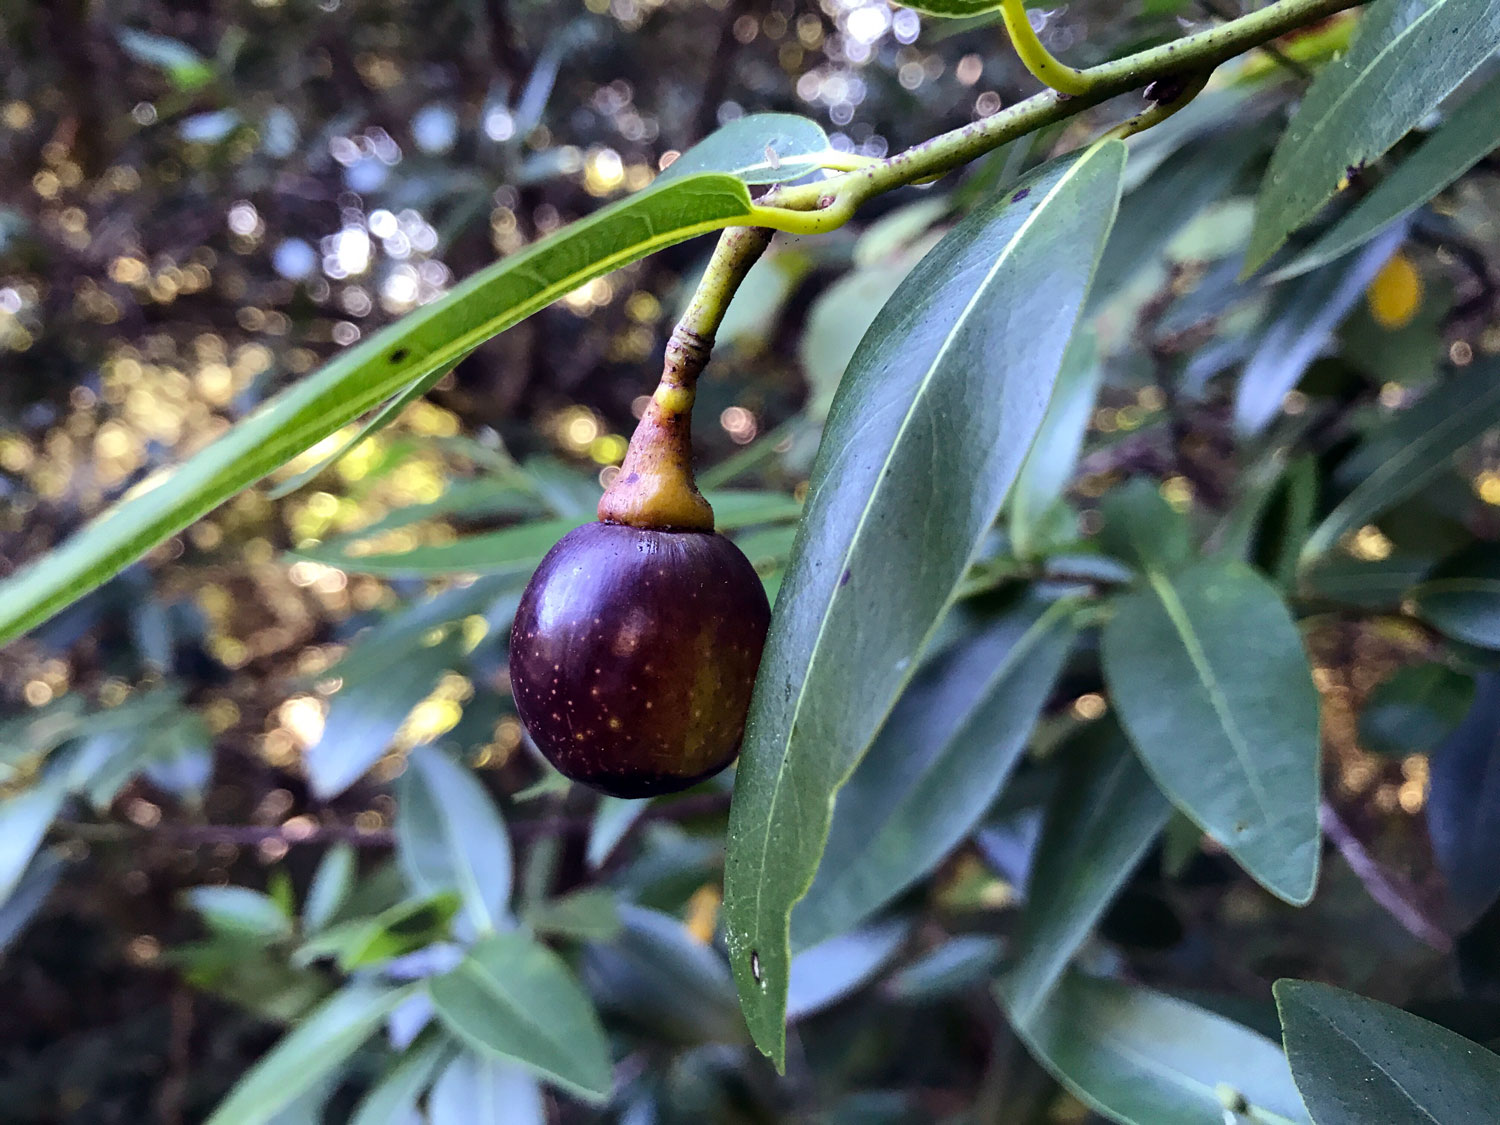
(349, 1035, 452, 1125)
(580, 905, 745, 1045)
(1427, 672, 1500, 924)
(1301, 360, 1500, 566)
(899, 0, 1003, 14)
(1004, 721, 1171, 1025)
(1411, 544, 1500, 649)
(293, 490, 800, 576)
(1233, 227, 1402, 436)
(313, 479, 541, 547)
(1009, 332, 1101, 558)
(1091, 123, 1268, 304)
(853, 197, 949, 267)
(295, 519, 578, 578)
(1246, 0, 1500, 272)
(787, 920, 909, 1020)
(0, 773, 68, 906)
(799, 252, 926, 420)
(1276, 979, 1500, 1124)
(1097, 478, 1192, 575)
(523, 888, 622, 942)
(428, 1052, 545, 1125)
(658, 113, 833, 185)
(0, 173, 755, 646)
(0, 849, 64, 954)
(186, 886, 293, 940)
(724, 142, 1127, 1067)
(302, 842, 356, 934)
(206, 983, 412, 1125)
(294, 892, 460, 970)
(791, 596, 1078, 949)
(396, 745, 513, 935)
(885, 934, 1005, 1002)
(1301, 553, 1430, 608)
(1102, 558, 1321, 903)
(305, 632, 462, 798)
(268, 359, 460, 499)
(586, 796, 650, 868)
(1274, 69, 1500, 280)
(1002, 973, 1309, 1125)
(427, 931, 612, 1101)
(1359, 662, 1473, 757)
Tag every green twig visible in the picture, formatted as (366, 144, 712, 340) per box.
(746, 0, 1369, 240)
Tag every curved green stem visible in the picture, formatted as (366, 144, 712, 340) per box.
(756, 0, 1366, 234)
(669, 0, 1370, 373)
(1000, 0, 1096, 95)
(1102, 69, 1213, 141)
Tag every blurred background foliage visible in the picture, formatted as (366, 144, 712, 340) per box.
(1, 0, 1499, 1122)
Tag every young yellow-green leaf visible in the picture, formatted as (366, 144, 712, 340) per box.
(0, 173, 755, 646)
(1275, 980, 1500, 1124)
(1102, 558, 1321, 904)
(1003, 721, 1171, 1026)
(1300, 359, 1500, 567)
(1002, 973, 1309, 1125)
(205, 983, 413, 1125)
(656, 113, 832, 185)
(1245, 0, 1500, 273)
(426, 931, 612, 1102)
(1273, 68, 1500, 280)
(293, 892, 460, 970)
(898, 0, 1004, 15)
(723, 141, 1127, 1069)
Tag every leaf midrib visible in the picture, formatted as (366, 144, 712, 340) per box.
(1306, 373, 1500, 561)
(433, 766, 498, 934)
(1269, 1, 1460, 214)
(1145, 569, 1277, 828)
(1094, 1021, 1303, 1125)
(1301, 1002, 1443, 1124)
(461, 955, 579, 1075)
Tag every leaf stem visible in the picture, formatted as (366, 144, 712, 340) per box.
(1102, 69, 1213, 142)
(1000, 0, 1096, 96)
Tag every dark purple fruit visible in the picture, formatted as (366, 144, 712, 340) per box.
(509, 521, 771, 797)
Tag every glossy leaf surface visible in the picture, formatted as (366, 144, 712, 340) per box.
(723, 143, 1127, 1065)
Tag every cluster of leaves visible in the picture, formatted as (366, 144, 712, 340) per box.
(5, 0, 1500, 1121)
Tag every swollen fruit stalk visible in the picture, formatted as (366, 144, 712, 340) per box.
(509, 326, 771, 797)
